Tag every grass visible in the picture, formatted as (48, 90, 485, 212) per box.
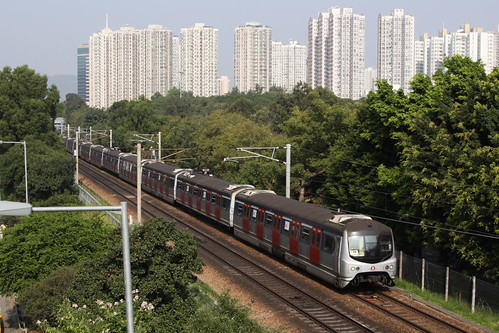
(395, 278, 499, 332)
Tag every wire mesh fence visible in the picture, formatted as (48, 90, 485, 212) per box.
(397, 251, 498, 313)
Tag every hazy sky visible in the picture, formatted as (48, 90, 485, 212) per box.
(1, 0, 497, 80)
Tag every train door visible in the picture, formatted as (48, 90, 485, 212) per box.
(310, 227, 322, 265)
(153, 172, 158, 191)
(205, 191, 212, 215)
(290, 221, 300, 255)
(264, 212, 273, 242)
(186, 184, 193, 207)
(180, 182, 185, 203)
(299, 225, 311, 259)
(280, 218, 291, 249)
(215, 194, 222, 219)
(242, 204, 250, 233)
(256, 209, 264, 239)
(196, 187, 202, 210)
(272, 215, 281, 246)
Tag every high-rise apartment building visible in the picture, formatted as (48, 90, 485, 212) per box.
(77, 44, 89, 103)
(180, 23, 219, 97)
(88, 23, 173, 109)
(415, 25, 499, 77)
(307, 7, 365, 100)
(217, 75, 230, 95)
(234, 22, 272, 93)
(171, 36, 180, 89)
(377, 9, 415, 92)
(272, 40, 307, 91)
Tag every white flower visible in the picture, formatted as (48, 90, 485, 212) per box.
(36, 320, 41, 325)
(141, 301, 148, 309)
(72, 303, 78, 308)
(147, 303, 154, 311)
(96, 300, 104, 306)
(82, 305, 87, 309)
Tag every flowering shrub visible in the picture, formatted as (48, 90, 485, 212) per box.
(37, 289, 154, 332)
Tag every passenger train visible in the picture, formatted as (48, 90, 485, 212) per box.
(66, 138, 396, 288)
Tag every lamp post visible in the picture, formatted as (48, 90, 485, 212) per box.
(0, 140, 28, 203)
(0, 200, 135, 333)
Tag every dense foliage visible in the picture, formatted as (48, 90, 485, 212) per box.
(0, 65, 74, 202)
(64, 217, 203, 331)
(0, 210, 113, 294)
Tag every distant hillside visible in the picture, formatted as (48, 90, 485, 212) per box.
(48, 75, 77, 101)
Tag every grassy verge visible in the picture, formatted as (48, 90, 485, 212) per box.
(396, 279, 498, 331)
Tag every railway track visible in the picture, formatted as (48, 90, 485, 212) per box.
(352, 289, 473, 333)
(78, 159, 481, 333)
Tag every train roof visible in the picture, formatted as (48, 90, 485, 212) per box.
(186, 173, 237, 195)
(237, 190, 387, 233)
(104, 149, 124, 158)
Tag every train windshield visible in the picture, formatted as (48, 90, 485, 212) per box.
(348, 233, 393, 263)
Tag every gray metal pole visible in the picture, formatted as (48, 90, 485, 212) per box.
(120, 201, 134, 332)
(75, 131, 79, 185)
(471, 276, 476, 313)
(158, 131, 161, 161)
(23, 141, 28, 203)
(286, 144, 291, 199)
(445, 267, 449, 302)
(110, 129, 113, 148)
(137, 143, 142, 225)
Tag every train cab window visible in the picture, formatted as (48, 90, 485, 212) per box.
(300, 227, 311, 244)
(323, 235, 335, 254)
(265, 213, 273, 227)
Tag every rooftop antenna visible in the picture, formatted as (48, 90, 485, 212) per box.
(106, 14, 109, 29)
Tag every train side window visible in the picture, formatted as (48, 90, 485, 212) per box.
(282, 218, 291, 235)
(202, 190, 207, 201)
(265, 213, 273, 227)
(237, 204, 243, 216)
(222, 198, 229, 210)
(211, 193, 217, 204)
(300, 227, 310, 244)
(323, 234, 335, 254)
(193, 187, 197, 196)
(186, 184, 190, 193)
(251, 208, 257, 221)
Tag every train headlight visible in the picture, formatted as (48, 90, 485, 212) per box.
(385, 265, 394, 270)
(351, 266, 360, 271)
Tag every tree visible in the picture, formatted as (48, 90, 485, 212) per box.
(399, 57, 499, 280)
(0, 211, 113, 295)
(0, 65, 59, 142)
(281, 88, 354, 201)
(0, 138, 75, 202)
(66, 218, 203, 330)
(64, 93, 87, 118)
